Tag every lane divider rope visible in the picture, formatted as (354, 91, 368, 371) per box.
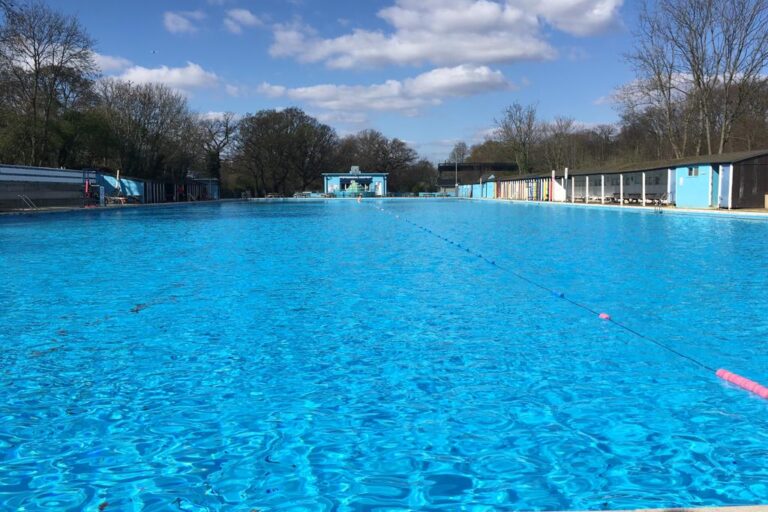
(366, 203, 768, 399)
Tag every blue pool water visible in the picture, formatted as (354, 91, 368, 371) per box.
(1, 199, 768, 511)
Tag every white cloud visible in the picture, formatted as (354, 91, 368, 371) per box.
(93, 53, 133, 72)
(258, 65, 512, 115)
(315, 111, 369, 125)
(258, 83, 287, 97)
(225, 84, 246, 97)
(118, 62, 220, 91)
(164, 10, 206, 34)
(472, 126, 499, 141)
(224, 9, 263, 34)
(406, 65, 509, 97)
(567, 46, 590, 61)
(200, 111, 242, 121)
(525, 0, 623, 36)
(269, 0, 623, 68)
(201, 111, 227, 120)
(593, 95, 615, 106)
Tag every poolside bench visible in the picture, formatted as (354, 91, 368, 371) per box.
(645, 193, 661, 205)
(106, 196, 126, 205)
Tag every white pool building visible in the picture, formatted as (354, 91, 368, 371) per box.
(322, 166, 388, 197)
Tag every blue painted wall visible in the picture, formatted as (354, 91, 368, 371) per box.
(324, 175, 387, 196)
(325, 176, 340, 193)
(674, 165, 712, 208)
(97, 174, 144, 200)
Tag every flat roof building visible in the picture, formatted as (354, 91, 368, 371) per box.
(322, 166, 388, 197)
(0, 164, 220, 211)
(458, 149, 768, 209)
(436, 162, 518, 195)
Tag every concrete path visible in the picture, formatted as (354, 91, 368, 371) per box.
(560, 507, 767, 512)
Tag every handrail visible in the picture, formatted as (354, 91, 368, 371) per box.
(18, 194, 38, 209)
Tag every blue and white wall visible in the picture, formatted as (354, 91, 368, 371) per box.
(97, 174, 145, 199)
(481, 181, 496, 198)
(0, 165, 97, 209)
(324, 175, 387, 196)
(674, 165, 719, 208)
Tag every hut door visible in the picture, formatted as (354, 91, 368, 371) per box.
(710, 165, 719, 207)
(718, 165, 731, 208)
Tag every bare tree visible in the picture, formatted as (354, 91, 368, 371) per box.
(628, 0, 768, 155)
(593, 124, 617, 163)
(335, 129, 421, 193)
(541, 116, 576, 171)
(234, 108, 338, 196)
(496, 102, 539, 173)
(200, 112, 238, 180)
(0, 0, 96, 165)
(467, 139, 516, 163)
(449, 141, 468, 163)
(236, 109, 291, 196)
(97, 79, 199, 180)
(336, 129, 417, 174)
(624, 2, 693, 158)
(289, 113, 337, 192)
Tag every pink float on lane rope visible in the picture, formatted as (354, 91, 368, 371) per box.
(716, 369, 768, 399)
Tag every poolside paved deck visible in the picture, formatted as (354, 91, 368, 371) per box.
(0, 198, 241, 215)
(468, 196, 768, 219)
(562, 507, 767, 512)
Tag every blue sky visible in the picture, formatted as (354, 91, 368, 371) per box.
(50, 0, 640, 162)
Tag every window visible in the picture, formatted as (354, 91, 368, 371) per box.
(688, 167, 699, 177)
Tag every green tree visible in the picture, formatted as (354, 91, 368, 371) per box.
(234, 107, 337, 196)
(201, 112, 238, 181)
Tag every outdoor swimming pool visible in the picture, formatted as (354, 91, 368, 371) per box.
(1, 199, 767, 511)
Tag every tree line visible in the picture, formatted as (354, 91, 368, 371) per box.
(452, 0, 768, 174)
(6, 0, 766, 192)
(231, 109, 436, 196)
(0, 0, 437, 196)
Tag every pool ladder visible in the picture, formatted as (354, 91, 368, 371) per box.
(18, 194, 38, 209)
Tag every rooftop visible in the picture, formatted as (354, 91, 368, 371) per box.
(322, 165, 387, 177)
(484, 149, 768, 182)
(566, 149, 768, 177)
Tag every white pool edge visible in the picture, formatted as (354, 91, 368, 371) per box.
(461, 197, 768, 220)
(558, 507, 767, 512)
